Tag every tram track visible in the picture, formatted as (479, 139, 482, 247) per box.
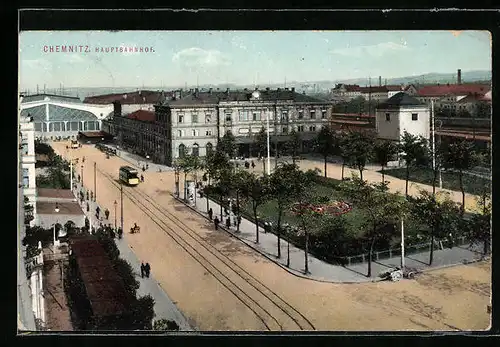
(97, 167, 315, 331)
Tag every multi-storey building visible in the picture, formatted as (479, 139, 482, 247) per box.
(331, 83, 416, 102)
(105, 88, 334, 165)
(19, 96, 37, 225)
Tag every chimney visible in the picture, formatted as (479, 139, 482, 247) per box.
(457, 69, 462, 84)
(226, 88, 230, 93)
(291, 87, 295, 93)
(379, 76, 382, 87)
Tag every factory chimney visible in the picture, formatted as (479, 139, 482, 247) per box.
(457, 69, 462, 85)
(379, 76, 382, 87)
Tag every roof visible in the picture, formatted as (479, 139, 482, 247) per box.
(83, 90, 170, 105)
(69, 238, 131, 317)
(360, 85, 403, 93)
(126, 110, 156, 122)
(37, 188, 74, 199)
(332, 84, 362, 92)
(36, 201, 84, 215)
(78, 131, 111, 138)
(330, 119, 371, 125)
(168, 89, 328, 107)
(377, 92, 425, 109)
(417, 83, 490, 97)
(456, 93, 492, 103)
(21, 104, 98, 122)
(435, 131, 491, 142)
(21, 94, 81, 104)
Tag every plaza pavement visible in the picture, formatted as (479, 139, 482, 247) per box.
(180, 191, 485, 283)
(72, 179, 194, 331)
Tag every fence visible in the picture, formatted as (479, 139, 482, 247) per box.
(340, 236, 471, 267)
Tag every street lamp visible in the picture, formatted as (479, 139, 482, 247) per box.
(94, 162, 97, 202)
(114, 200, 117, 231)
(53, 203, 60, 247)
(120, 182, 124, 232)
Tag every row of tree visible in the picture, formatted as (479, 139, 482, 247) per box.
(314, 125, 487, 215)
(174, 136, 491, 277)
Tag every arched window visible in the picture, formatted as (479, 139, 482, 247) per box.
(192, 143, 200, 157)
(178, 144, 186, 158)
(206, 142, 213, 155)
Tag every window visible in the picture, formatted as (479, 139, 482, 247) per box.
(206, 142, 213, 155)
(192, 144, 200, 157)
(205, 114, 211, 123)
(282, 127, 288, 133)
(205, 130, 213, 136)
(411, 113, 418, 121)
(298, 110, 304, 119)
(281, 111, 288, 121)
(310, 110, 316, 119)
(252, 112, 260, 121)
(177, 130, 183, 137)
(309, 126, 316, 132)
(225, 113, 232, 122)
(297, 125, 304, 132)
(192, 129, 198, 137)
(22, 168, 29, 188)
(192, 113, 198, 123)
(239, 110, 248, 121)
(385, 113, 391, 121)
(178, 144, 186, 158)
(321, 110, 327, 119)
(178, 114, 184, 123)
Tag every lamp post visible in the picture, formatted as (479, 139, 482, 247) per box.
(53, 203, 60, 246)
(81, 164, 84, 186)
(120, 182, 124, 232)
(400, 218, 405, 269)
(114, 200, 117, 231)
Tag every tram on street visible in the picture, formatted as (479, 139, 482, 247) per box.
(119, 166, 140, 186)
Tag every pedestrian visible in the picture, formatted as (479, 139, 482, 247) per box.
(96, 206, 100, 219)
(86, 191, 89, 200)
(146, 163, 149, 170)
(251, 160, 255, 169)
(214, 216, 220, 230)
(117, 227, 123, 239)
(208, 208, 213, 220)
(105, 208, 110, 220)
(78, 174, 81, 182)
(226, 217, 231, 228)
(237, 215, 242, 227)
(145, 263, 151, 278)
(86, 202, 89, 212)
(244, 161, 249, 169)
(140, 174, 144, 182)
(233, 217, 237, 227)
(140, 262, 145, 278)
(82, 156, 85, 163)
(224, 208, 229, 216)
(142, 166, 146, 172)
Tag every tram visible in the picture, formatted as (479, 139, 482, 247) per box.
(70, 140, 79, 149)
(119, 166, 140, 186)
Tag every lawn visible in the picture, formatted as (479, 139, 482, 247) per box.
(382, 167, 491, 195)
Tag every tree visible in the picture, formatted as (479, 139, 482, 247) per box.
(290, 168, 322, 273)
(269, 163, 306, 258)
(400, 131, 430, 197)
(373, 139, 400, 183)
(339, 175, 407, 277)
(467, 187, 491, 255)
(232, 169, 252, 232)
(283, 129, 302, 164)
(153, 318, 180, 331)
(338, 131, 351, 180)
(441, 140, 480, 215)
(203, 149, 229, 212)
(408, 190, 462, 265)
(343, 130, 375, 181)
(314, 125, 337, 178)
(178, 154, 199, 201)
(254, 127, 268, 175)
(131, 295, 156, 330)
(240, 172, 271, 243)
(218, 131, 238, 159)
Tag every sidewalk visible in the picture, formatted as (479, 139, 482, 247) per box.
(105, 144, 174, 173)
(72, 180, 194, 331)
(182, 191, 485, 283)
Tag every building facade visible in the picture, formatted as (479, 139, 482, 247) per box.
(20, 94, 113, 140)
(375, 92, 430, 142)
(105, 88, 333, 165)
(19, 98, 37, 224)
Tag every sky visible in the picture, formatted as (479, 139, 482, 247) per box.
(19, 30, 491, 91)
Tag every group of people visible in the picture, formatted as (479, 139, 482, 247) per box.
(140, 262, 151, 278)
(208, 207, 242, 231)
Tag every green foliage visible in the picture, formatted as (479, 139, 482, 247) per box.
(34, 141, 55, 156)
(467, 190, 491, 254)
(131, 295, 156, 330)
(373, 138, 401, 182)
(332, 96, 380, 115)
(254, 127, 268, 157)
(113, 258, 140, 298)
(218, 132, 238, 158)
(283, 129, 302, 159)
(153, 318, 180, 331)
(400, 131, 430, 196)
(314, 125, 337, 158)
(342, 131, 375, 180)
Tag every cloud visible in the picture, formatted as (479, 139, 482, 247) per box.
(330, 41, 410, 58)
(21, 58, 53, 71)
(172, 47, 231, 67)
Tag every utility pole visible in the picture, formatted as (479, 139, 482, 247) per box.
(400, 218, 405, 269)
(120, 182, 124, 232)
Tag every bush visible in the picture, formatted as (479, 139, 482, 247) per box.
(154, 319, 180, 331)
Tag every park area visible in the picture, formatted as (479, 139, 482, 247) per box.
(382, 167, 491, 196)
(47, 141, 491, 331)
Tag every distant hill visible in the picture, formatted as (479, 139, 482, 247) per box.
(21, 70, 491, 98)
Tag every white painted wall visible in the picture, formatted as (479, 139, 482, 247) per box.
(376, 105, 430, 141)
